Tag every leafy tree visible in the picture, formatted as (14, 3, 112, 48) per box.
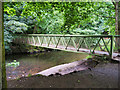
(4, 3, 28, 53)
(20, 2, 115, 35)
(3, 2, 117, 52)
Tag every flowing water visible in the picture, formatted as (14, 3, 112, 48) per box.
(5, 51, 88, 81)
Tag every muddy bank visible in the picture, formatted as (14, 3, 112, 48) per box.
(7, 56, 119, 88)
(7, 62, 119, 88)
(35, 55, 118, 76)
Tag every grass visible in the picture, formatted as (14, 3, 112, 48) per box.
(28, 73, 32, 77)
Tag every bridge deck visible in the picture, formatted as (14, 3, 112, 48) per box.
(30, 43, 120, 61)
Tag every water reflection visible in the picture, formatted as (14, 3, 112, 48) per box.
(5, 51, 88, 80)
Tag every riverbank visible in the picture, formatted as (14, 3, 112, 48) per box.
(7, 55, 119, 88)
(7, 43, 48, 55)
(7, 62, 119, 88)
(6, 51, 88, 81)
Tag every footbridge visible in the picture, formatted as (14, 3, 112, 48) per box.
(14, 34, 120, 60)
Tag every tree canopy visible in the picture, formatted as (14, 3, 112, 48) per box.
(3, 2, 116, 52)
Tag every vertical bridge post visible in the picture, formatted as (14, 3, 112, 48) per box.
(110, 36, 114, 58)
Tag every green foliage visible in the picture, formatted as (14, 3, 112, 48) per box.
(4, 2, 115, 35)
(3, 2, 116, 53)
(4, 5, 16, 16)
(37, 10, 64, 34)
(72, 28, 98, 35)
(5, 20, 28, 33)
(4, 30, 13, 52)
(20, 2, 115, 35)
(86, 55, 92, 59)
(28, 73, 32, 77)
(4, 13, 28, 53)
(6, 60, 20, 67)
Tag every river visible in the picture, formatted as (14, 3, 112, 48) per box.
(5, 51, 88, 81)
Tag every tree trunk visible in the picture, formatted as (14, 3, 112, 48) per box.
(118, 2, 120, 52)
(0, 2, 7, 89)
(33, 24, 37, 34)
(115, 2, 118, 35)
(0, 2, 2, 89)
(118, 2, 120, 35)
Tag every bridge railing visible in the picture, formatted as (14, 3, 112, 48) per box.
(13, 34, 120, 58)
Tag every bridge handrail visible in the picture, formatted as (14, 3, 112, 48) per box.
(15, 34, 120, 37)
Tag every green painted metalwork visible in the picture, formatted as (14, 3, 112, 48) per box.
(83, 38, 88, 48)
(110, 36, 114, 58)
(54, 37, 58, 45)
(61, 37, 66, 48)
(103, 38, 110, 50)
(51, 37, 55, 46)
(77, 37, 83, 51)
(62, 37, 67, 47)
(47, 37, 52, 47)
(72, 37, 77, 51)
(32, 36, 35, 45)
(85, 38, 92, 53)
(14, 34, 120, 58)
(37, 36, 41, 45)
(55, 37, 61, 48)
(101, 38, 110, 55)
(44, 36, 48, 45)
(41, 36, 44, 45)
(65, 37, 71, 49)
(77, 37, 85, 50)
(92, 37, 102, 53)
